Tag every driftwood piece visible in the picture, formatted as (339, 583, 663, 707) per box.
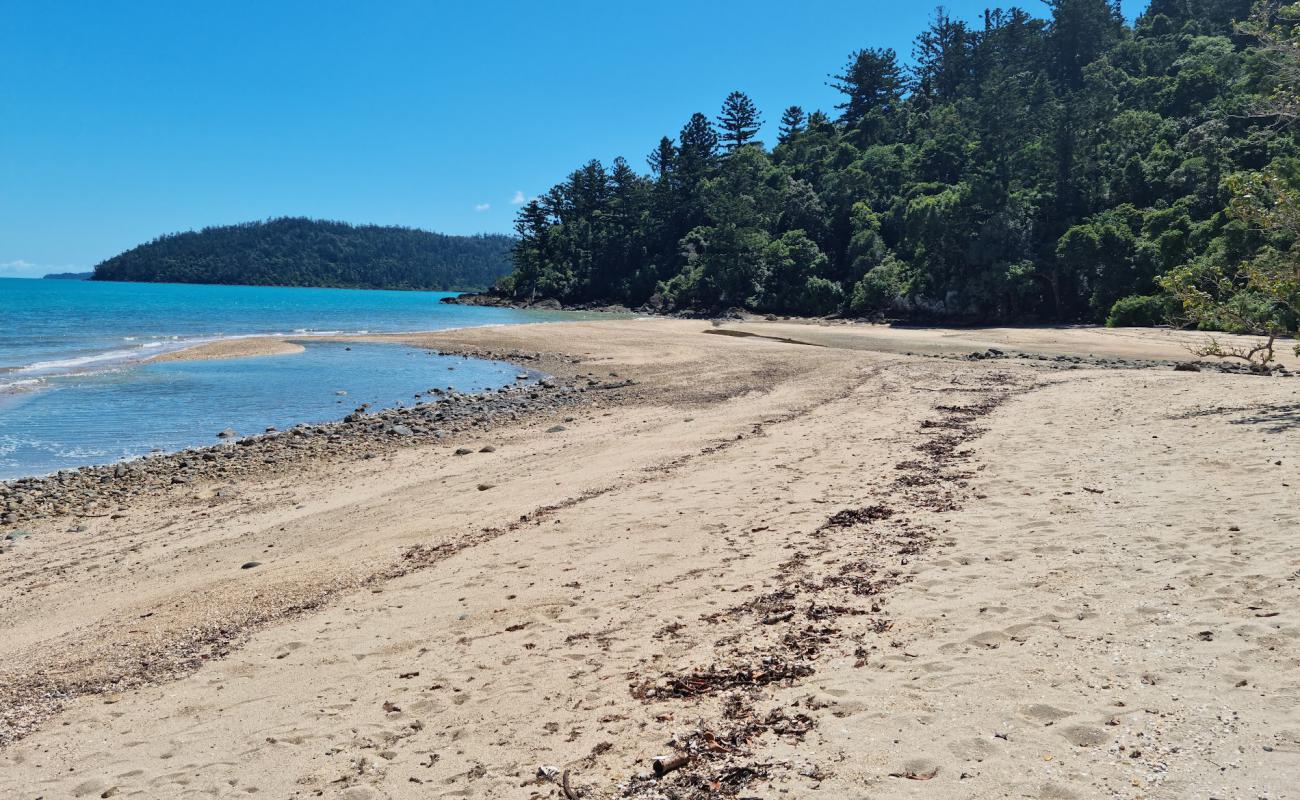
(652, 753, 690, 777)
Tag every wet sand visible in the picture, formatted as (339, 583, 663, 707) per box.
(147, 336, 306, 362)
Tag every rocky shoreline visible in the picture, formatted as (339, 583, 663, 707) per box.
(951, 347, 1298, 376)
(442, 291, 636, 314)
(0, 350, 635, 533)
(442, 290, 731, 318)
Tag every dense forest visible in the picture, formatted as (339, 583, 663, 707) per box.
(499, 0, 1298, 327)
(92, 218, 515, 291)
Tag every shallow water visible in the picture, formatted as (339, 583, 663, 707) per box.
(0, 278, 580, 478)
(0, 278, 562, 383)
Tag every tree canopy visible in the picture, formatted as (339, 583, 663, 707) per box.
(498, 0, 1296, 326)
(91, 218, 515, 291)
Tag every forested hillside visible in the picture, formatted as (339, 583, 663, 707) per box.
(92, 218, 515, 291)
(501, 0, 1297, 325)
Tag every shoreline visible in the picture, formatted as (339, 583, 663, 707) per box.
(145, 336, 306, 362)
(1, 319, 1297, 798)
(3, 319, 1296, 486)
(0, 361, 632, 526)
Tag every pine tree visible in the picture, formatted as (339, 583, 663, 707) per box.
(674, 112, 721, 236)
(677, 112, 720, 178)
(911, 8, 974, 103)
(717, 91, 763, 151)
(828, 48, 904, 124)
(777, 106, 806, 143)
(1047, 0, 1122, 91)
(648, 136, 678, 180)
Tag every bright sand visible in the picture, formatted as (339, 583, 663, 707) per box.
(2, 319, 1297, 798)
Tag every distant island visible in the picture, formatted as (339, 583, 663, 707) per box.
(43, 271, 93, 280)
(91, 217, 515, 291)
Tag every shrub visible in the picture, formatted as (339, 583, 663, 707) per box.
(1106, 294, 1177, 327)
(848, 256, 905, 316)
(800, 276, 844, 316)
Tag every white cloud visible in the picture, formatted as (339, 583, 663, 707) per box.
(510, 190, 526, 205)
(474, 203, 491, 212)
(0, 259, 75, 278)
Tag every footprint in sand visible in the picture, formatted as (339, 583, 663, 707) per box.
(1058, 724, 1109, 747)
(967, 630, 1010, 649)
(1017, 704, 1074, 724)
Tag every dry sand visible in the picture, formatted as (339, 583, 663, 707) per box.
(1, 319, 1297, 799)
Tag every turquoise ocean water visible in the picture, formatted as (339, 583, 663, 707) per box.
(0, 278, 573, 479)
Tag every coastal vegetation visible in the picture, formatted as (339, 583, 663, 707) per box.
(1162, 1, 1300, 366)
(41, 272, 92, 280)
(499, 0, 1300, 335)
(91, 218, 515, 291)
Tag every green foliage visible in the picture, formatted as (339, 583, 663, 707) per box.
(91, 218, 514, 291)
(829, 48, 905, 125)
(1160, 3, 1300, 365)
(801, 276, 845, 316)
(502, 1, 1289, 322)
(718, 91, 764, 150)
(848, 255, 907, 316)
(1106, 293, 1178, 326)
(777, 106, 806, 144)
(755, 230, 830, 312)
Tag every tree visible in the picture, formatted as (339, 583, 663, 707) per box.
(1047, 0, 1122, 91)
(848, 254, 907, 315)
(92, 218, 517, 291)
(755, 230, 833, 313)
(497, 0, 1289, 328)
(828, 47, 904, 124)
(778, 106, 806, 143)
(717, 91, 763, 150)
(648, 136, 678, 179)
(678, 112, 720, 180)
(1161, 2, 1300, 368)
(911, 7, 974, 103)
(1240, 0, 1300, 123)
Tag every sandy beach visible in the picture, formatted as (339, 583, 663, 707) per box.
(2, 319, 1298, 799)
(146, 337, 307, 362)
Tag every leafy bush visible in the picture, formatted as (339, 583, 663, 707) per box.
(847, 256, 905, 316)
(1106, 294, 1178, 327)
(800, 276, 844, 316)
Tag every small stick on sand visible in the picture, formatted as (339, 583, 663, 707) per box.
(652, 754, 690, 777)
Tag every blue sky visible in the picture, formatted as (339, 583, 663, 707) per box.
(1, 1, 1137, 277)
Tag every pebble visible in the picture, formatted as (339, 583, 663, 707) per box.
(241, 561, 262, 570)
(961, 348, 1297, 376)
(0, 374, 599, 529)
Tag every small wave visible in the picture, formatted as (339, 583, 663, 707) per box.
(0, 377, 44, 394)
(15, 348, 146, 374)
(9, 339, 205, 381)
